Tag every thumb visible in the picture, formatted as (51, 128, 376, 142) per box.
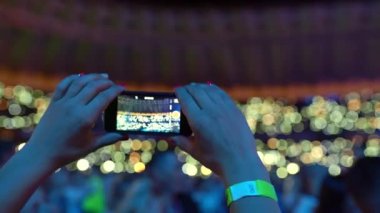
(93, 133, 125, 151)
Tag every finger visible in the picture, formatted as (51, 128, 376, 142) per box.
(207, 84, 237, 109)
(87, 85, 124, 117)
(175, 86, 201, 117)
(75, 78, 114, 104)
(64, 74, 106, 99)
(51, 75, 79, 101)
(93, 132, 123, 151)
(185, 84, 215, 111)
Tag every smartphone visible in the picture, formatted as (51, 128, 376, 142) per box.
(104, 91, 192, 136)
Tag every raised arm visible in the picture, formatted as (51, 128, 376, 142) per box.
(173, 83, 280, 213)
(0, 73, 124, 212)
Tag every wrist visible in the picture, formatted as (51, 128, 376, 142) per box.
(23, 141, 61, 172)
(220, 152, 270, 186)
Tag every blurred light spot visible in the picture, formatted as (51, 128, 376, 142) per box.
(262, 114, 275, 126)
(4, 86, 14, 99)
(8, 103, 22, 115)
(134, 162, 146, 173)
(267, 138, 278, 149)
(101, 160, 115, 174)
(141, 151, 152, 163)
(112, 151, 125, 162)
(286, 163, 300, 175)
(157, 140, 168, 151)
(77, 159, 90, 171)
(182, 163, 198, 176)
(276, 167, 288, 179)
(141, 140, 153, 151)
(131, 139, 142, 151)
(264, 152, 277, 165)
(19, 90, 33, 105)
(200, 165, 212, 176)
(328, 164, 341, 176)
(129, 152, 140, 164)
(311, 146, 324, 160)
(114, 162, 124, 173)
(340, 155, 354, 167)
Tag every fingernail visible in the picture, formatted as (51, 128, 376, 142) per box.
(100, 73, 109, 78)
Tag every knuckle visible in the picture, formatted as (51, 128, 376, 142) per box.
(75, 79, 87, 88)
(85, 82, 99, 92)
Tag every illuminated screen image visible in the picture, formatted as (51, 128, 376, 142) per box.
(116, 95, 181, 133)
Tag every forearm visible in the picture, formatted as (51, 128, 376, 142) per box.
(221, 154, 281, 213)
(0, 142, 58, 212)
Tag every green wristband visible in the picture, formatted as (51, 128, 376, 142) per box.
(226, 180, 278, 206)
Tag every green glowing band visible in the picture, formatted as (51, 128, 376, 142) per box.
(226, 180, 278, 206)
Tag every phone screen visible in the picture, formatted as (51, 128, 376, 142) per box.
(116, 94, 181, 134)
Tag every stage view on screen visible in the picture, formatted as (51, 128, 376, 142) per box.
(116, 95, 181, 133)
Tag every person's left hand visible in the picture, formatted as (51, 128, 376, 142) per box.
(26, 73, 124, 167)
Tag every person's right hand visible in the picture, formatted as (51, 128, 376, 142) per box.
(172, 83, 269, 185)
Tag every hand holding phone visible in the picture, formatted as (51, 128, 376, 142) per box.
(104, 91, 192, 136)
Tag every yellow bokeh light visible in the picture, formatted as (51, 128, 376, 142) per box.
(19, 90, 33, 105)
(300, 153, 313, 164)
(101, 160, 115, 174)
(364, 147, 379, 157)
(263, 152, 278, 165)
(182, 163, 198, 176)
(300, 140, 312, 152)
(157, 140, 168, 151)
(348, 99, 361, 111)
(286, 163, 300, 175)
(311, 146, 324, 160)
(120, 140, 132, 153)
(330, 110, 343, 123)
(262, 114, 275, 126)
(141, 140, 153, 151)
(276, 156, 287, 167)
(328, 164, 341, 176)
(200, 165, 212, 176)
(276, 167, 288, 179)
(112, 151, 125, 162)
(134, 162, 146, 173)
(267, 138, 278, 149)
(340, 155, 354, 167)
(114, 162, 124, 173)
(77, 159, 90, 171)
(141, 151, 153, 163)
(3, 81, 380, 176)
(313, 117, 327, 130)
(131, 139, 142, 151)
